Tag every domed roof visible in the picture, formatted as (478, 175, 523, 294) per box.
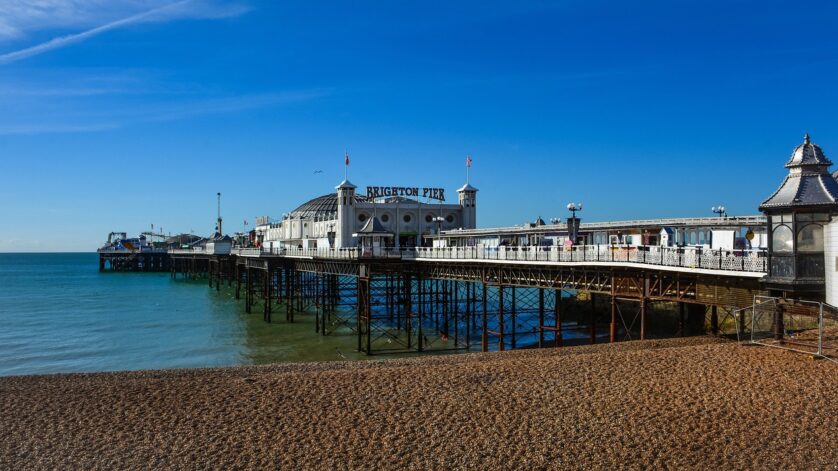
(760, 134, 838, 210)
(290, 193, 363, 218)
(786, 133, 832, 168)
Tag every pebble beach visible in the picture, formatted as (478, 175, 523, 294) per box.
(2, 337, 836, 470)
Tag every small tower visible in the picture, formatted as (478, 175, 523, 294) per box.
(336, 179, 357, 248)
(760, 134, 838, 297)
(458, 183, 478, 229)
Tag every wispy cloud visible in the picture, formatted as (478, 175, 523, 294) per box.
(0, 0, 250, 65)
(0, 67, 212, 97)
(0, 89, 331, 135)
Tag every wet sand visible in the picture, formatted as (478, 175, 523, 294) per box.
(1, 337, 836, 470)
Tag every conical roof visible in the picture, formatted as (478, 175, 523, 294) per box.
(760, 134, 838, 210)
(785, 133, 832, 168)
(336, 179, 357, 190)
(458, 183, 478, 192)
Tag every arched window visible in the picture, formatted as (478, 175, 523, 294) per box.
(772, 225, 793, 253)
(796, 224, 824, 252)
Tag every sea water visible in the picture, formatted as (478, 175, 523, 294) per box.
(0, 253, 365, 376)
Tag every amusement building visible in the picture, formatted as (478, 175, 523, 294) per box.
(253, 181, 478, 251)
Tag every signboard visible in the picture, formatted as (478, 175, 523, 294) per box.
(366, 186, 445, 201)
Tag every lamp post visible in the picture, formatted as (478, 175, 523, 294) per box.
(567, 202, 583, 244)
(712, 205, 727, 218)
(432, 216, 445, 249)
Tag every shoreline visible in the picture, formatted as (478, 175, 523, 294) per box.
(2, 337, 836, 469)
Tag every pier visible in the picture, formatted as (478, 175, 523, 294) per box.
(104, 135, 838, 359)
(167, 243, 770, 355)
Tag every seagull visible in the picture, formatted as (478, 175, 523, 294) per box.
(335, 348, 346, 359)
(314, 170, 324, 174)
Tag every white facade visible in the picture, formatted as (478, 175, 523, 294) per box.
(205, 238, 232, 255)
(262, 179, 478, 250)
(710, 230, 735, 250)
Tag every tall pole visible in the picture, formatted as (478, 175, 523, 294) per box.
(217, 192, 223, 236)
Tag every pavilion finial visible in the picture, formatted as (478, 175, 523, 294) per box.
(804, 133, 810, 144)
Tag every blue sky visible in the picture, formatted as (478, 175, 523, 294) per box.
(1, 0, 837, 251)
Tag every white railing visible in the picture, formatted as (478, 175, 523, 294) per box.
(411, 245, 768, 273)
(220, 244, 768, 273)
(99, 247, 168, 254)
(279, 247, 361, 259)
(168, 247, 206, 255)
(277, 247, 408, 259)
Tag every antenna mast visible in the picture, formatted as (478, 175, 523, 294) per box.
(216, 192, 223, 236)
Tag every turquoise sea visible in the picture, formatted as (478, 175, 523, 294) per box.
(0, 253, 365, 377)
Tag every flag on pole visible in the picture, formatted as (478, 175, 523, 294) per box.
(466, 155, 472, 167)
(344, 150, 350, 180)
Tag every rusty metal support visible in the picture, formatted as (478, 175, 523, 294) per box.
(481, 282, 488, 352)
(510, 286, 516, 350)
(538, 288, 545, 348)
(555, 288, 563, 347)
(610, 294, 617, 343)
(497, 285, 505, 352)
(711, 305, 719, 335)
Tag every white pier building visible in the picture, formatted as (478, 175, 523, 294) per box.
(256, 180, 477, 251)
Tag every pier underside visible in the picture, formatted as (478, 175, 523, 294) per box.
(167, 253, 769, 355)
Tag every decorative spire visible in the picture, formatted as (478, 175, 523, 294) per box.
(804, 133, 811, 145)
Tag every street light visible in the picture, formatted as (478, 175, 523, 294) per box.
(433, 216, 445, 234)
(567, 202, 583, 244)
(712, 205, 727, 218)
(567, 202, 583, 219)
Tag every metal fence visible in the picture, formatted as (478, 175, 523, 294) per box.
(735, 295, 838, 361)
(206, 244, 768, 274)
(413, 245, 767, 273)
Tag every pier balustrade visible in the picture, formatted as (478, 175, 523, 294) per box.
(412, 245, 767, 273)
(219, 244, 767, 274)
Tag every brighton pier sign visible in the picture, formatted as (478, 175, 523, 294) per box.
(366, 186, 445, 201)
